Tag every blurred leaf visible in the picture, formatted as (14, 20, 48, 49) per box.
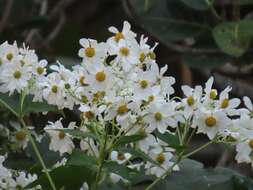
(25, 165, 96, 190)
(182, 53, 231, 68)
(114, 135, 145, 147)
(155, 159, 253, 190)
(26, 135, 61, 168)
(0, 92, 19, 116)
(179, 0, 210, 10)
(213, 20, 253, 57)
(67, 150, 97, 171)
(104, 161, 142, 183)
(154, 130, 184, 151)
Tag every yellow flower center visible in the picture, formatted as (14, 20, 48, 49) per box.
(139, 80, 148, 89)
(120, 47, 129, 56)
(85, 47, 95, 58)
(36, 67, 44, 75)
(248, 139, 253, 149)
(117, 104, 128, 115)
(81, 95, 88, 103)
(117, 153, 125, 161)
(15, 130, 27, 141)
(156, 153, 165, 164)
(13, 71, 21, 79)
(154, 112, 162, 121)
(51, 85, 58, 93)
(95, 71, 106, 82)
(6, 53, 13, 61)
(205, 116, 217, 127)
(92, 91, 105, 103)
(187, 96, 194, 106)
(209, 89, 217, 100)
(114, 32, 124, 42)
(58, 131, 66, 140)
(139, 52, 146, 62)
(221, 98, 229, 109)
(79, 76, 86, 86)
(138, 127, 147, 138)
(148, 52, 156, 60)
(148, 95, 154, 102)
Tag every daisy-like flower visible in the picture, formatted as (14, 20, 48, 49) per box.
(45, 119, 75, 155)
(109, 39, 139, 72)
(181, 85, 202, 118)
(108, 21, 136, 45)
(133, 69, 157, 100)
(42, 72, 66, 108)
(110, 150, 131, 164)
(86, 63, 113, 92)
(0, 60, 31, 95)
(203, 77, 218, 102)
(0, 41, 19, 64)
(78, 38, 107, 64)
(32, 59, 47, 78)
(193, 108, 231, 139)
(217, 86, 240, 115)
(144, 102, 177, 133)
(145, 147, 178, 177)
(242, 96, 253, 115)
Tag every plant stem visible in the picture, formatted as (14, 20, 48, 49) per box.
(182, 140, 214, 159)
(20, 119, 57, 190)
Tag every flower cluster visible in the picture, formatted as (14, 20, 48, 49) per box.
(0, 21, 253, 189)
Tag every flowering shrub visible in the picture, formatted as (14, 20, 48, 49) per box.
(0, 21, 253, 190)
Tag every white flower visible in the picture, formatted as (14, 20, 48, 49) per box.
(110, 150, 131, 164)
(144, 102, 177, 133)
(0, 41, 19, 64)
(110, 173, 128, 184)
(86, 63, 113, 92)
(15, 172, 38, 189)
(78, 38, 107, 64)
(145, 148, 178, 177)
(0, 60, 31, 94)
(108, 21, 136, 45)
(45, 119, 75, 155)
(193, 108, 231, 139)
(32, 59, 47, 77)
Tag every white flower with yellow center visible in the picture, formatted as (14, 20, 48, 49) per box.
(108, 21, 136, 45)
(110, 150, 131, 164)
(181, 85, 202, 118)
(145, 147, 178, 177)
(217, 86, 240, 115)
(144, 102, 177, 133)
(45, 119, 75, 156)
(193, 108, 231, 139)
(32, 59, 47, 77)
(0, 41, 19, 64)
(86, 63, 113, 92)
(0, 60, 31, 95)
(42, 72, 66, 108)
(133, 70, 156, 100)
(203, 77, 218, 102)
(78, 38, 107, 64)
(109, 39, 139, 72)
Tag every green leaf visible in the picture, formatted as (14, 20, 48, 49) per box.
(0, 92, 19, 116)
(103, 161, 142, 183)
(213, 20, 253, 57)
(67, 150, 97, 170)
(154, 130, 184, 151)
(25, 165, 96, 190)
(155, 159, 253, 190)
(114, 135, 145, 147)
(179, 0, 210, 10)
